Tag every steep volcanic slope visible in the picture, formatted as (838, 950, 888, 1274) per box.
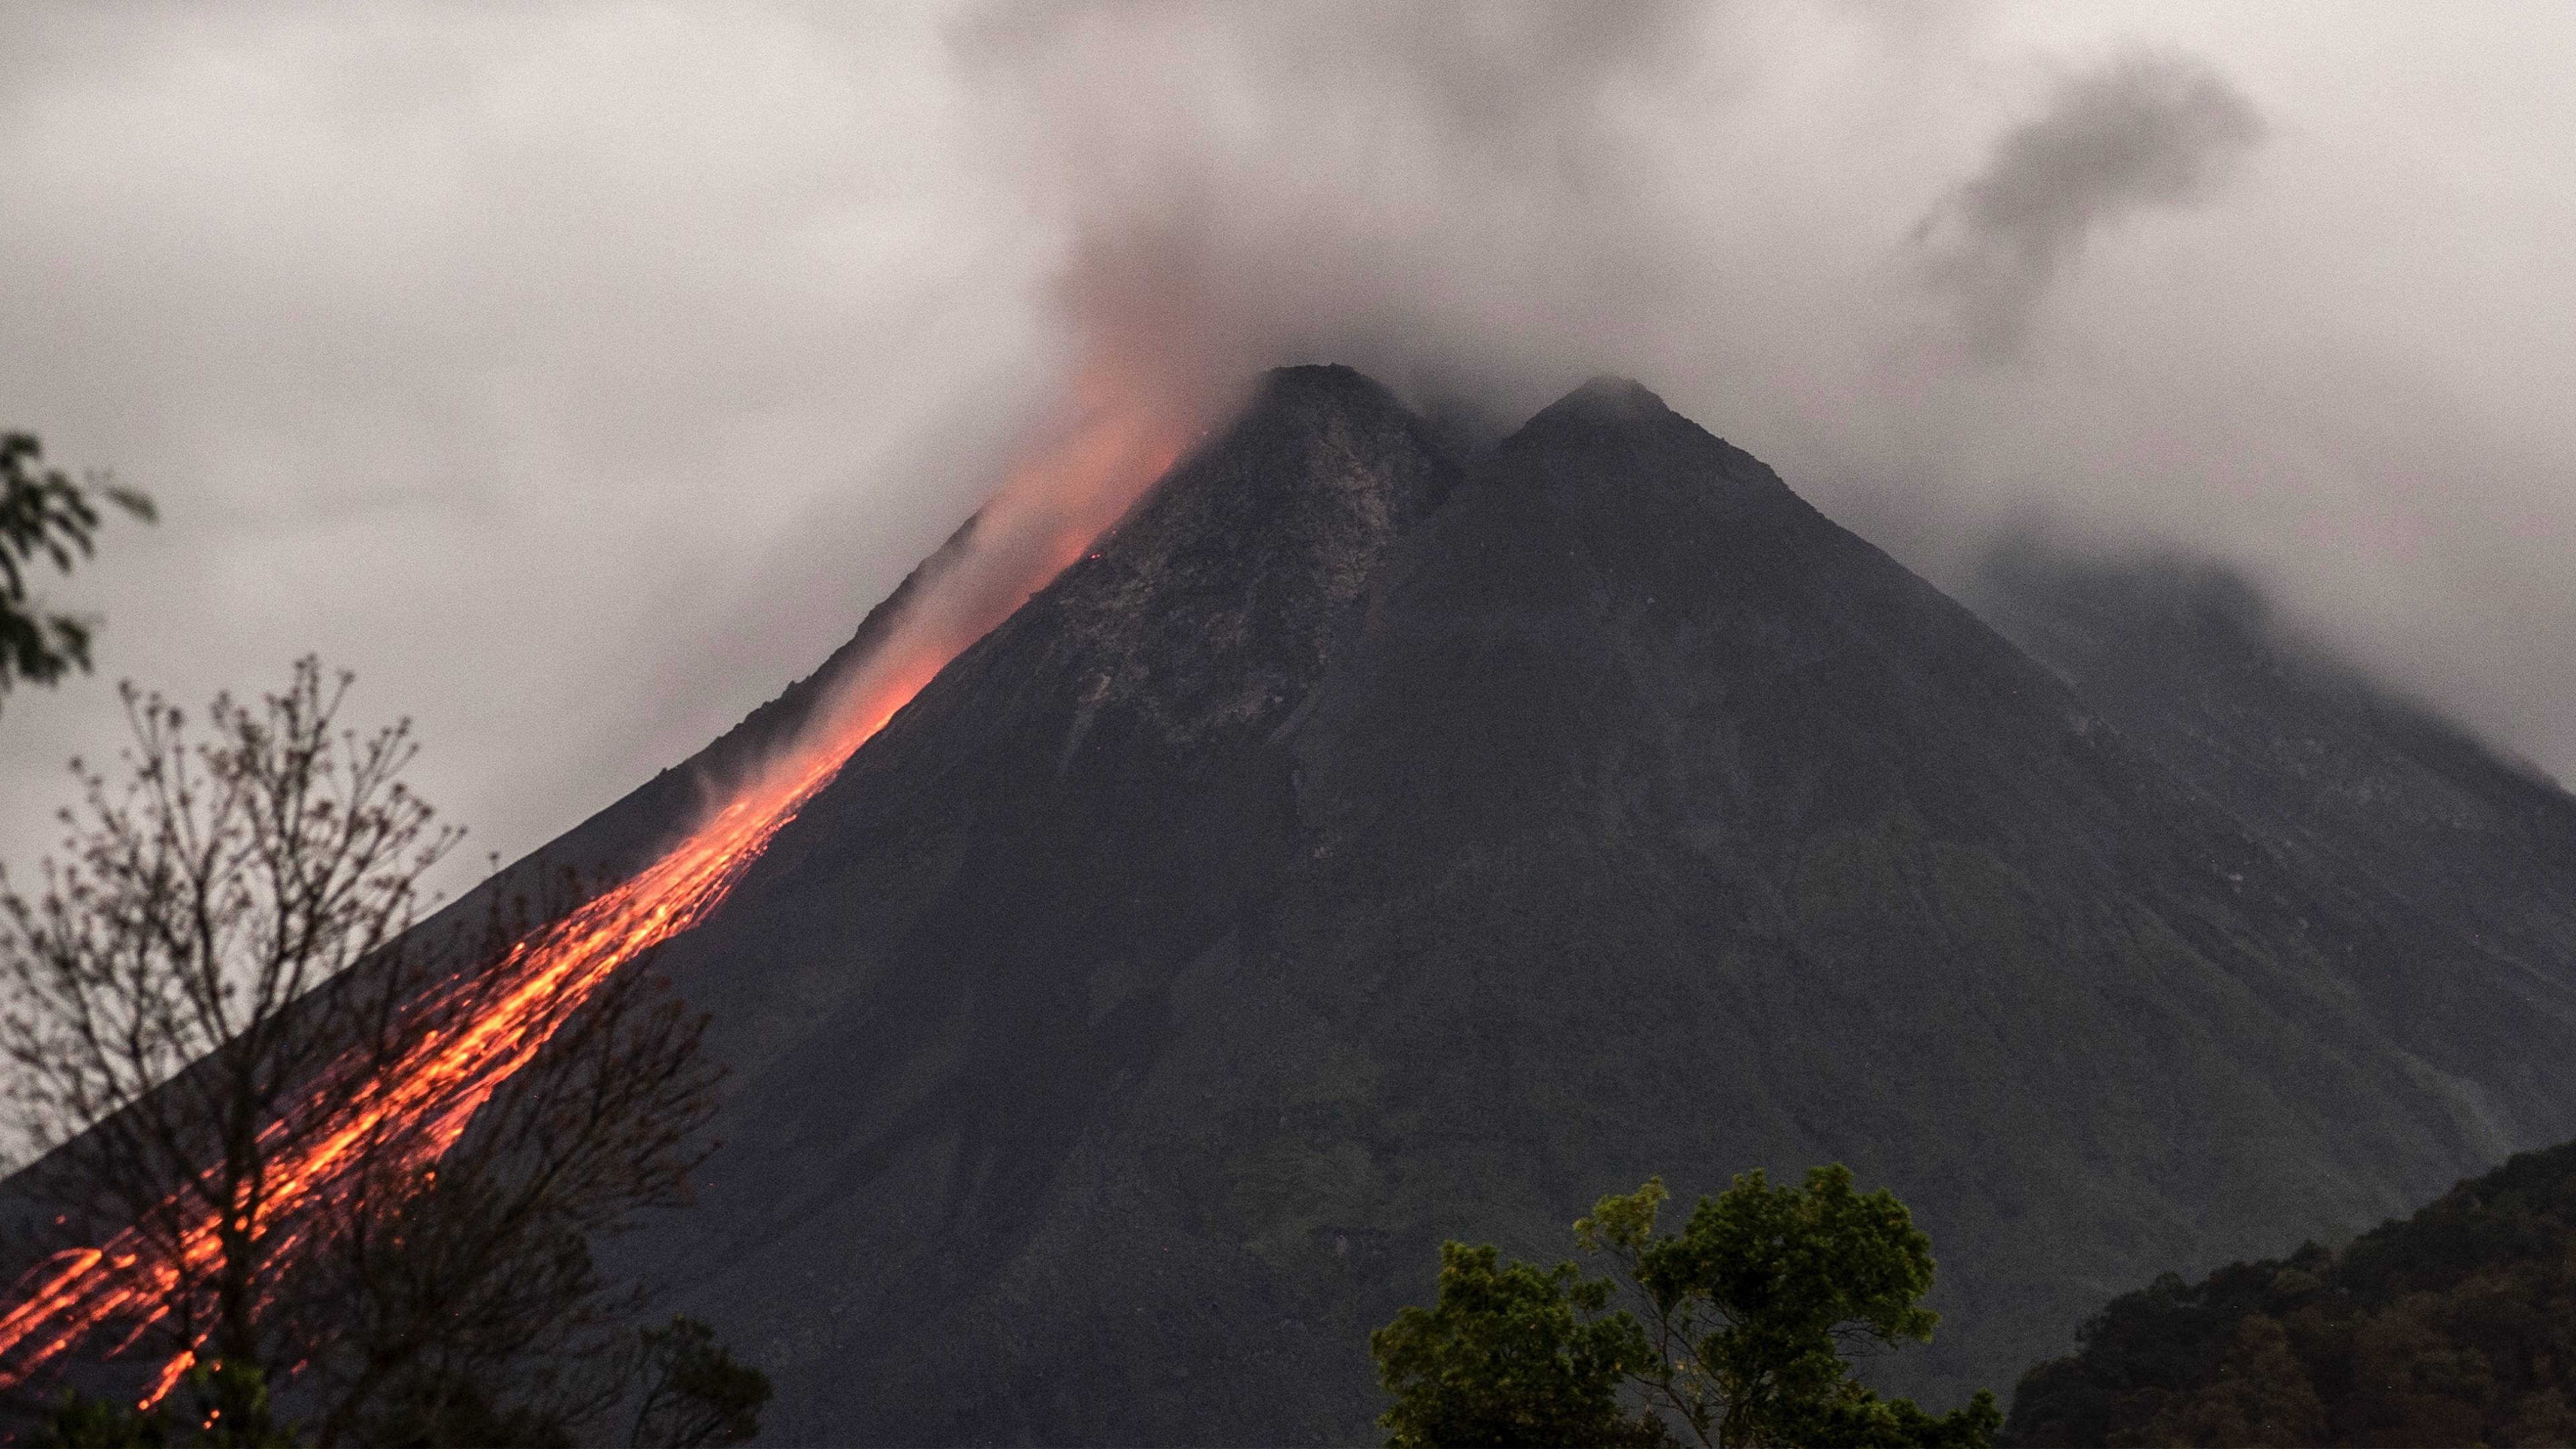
(614, 366, 1463, 1442)
(1971, 543, 2576, 1142)
(600, 370, 2575, 1442)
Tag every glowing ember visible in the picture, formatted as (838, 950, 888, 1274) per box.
(0, 376, 1192, 1405)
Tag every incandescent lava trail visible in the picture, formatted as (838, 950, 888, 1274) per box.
(0, 379, 1194, 1406)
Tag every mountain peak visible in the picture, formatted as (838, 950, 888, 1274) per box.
(1529, 374, 1678, 431)
(1488, 372, 1791, 525)
(1244, 362, 1409, 420)
(902, 358, 1454, 757)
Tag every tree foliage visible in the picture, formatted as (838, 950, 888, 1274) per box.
(2003, 1138, 2576, 1447)
(1, 660, 762, 1444)
(626, 1314, 773, 1449)
(32, 1361, 290, 1448)
(1, 433, 154, 713)
(1371, 1243, 1663, 1448)
(1373, 1166, 2000, 1448)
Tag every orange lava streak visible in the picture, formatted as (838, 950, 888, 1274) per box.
(0, 373, 1194, 1405)
(0, 709, 855, 1403)
(141, 1351, 192, 1412)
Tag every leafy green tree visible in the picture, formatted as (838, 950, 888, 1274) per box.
(1373, 1166, 2000, 1448)
(1371, 1243, 1664, 1448)
(1, 433, 154, 714)
(1579, 1168, 1997, 1448)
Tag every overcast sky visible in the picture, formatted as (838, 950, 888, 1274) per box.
(4, 1, 2572, 894)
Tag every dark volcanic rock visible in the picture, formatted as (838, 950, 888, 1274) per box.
(605, 370, 2576, 1442)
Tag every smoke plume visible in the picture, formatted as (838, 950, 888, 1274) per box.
(956, 0, 1705, 422)
(949, 2, 2576, 788)
(1915, 52, 2265, 361)
(1, 3, 2570, 888)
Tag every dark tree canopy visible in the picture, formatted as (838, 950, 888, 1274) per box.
(1371, 1243, 1664, 1448)
(1, 433, 154, 713)
(2004, 1138, 2576, 1447)
(1374, 1166, 2000, 1448)
(627, 1314, 775, 1449)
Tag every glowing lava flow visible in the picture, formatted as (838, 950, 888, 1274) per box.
(0, 677, 904, 1407)
(0, 382, 1192, 1408)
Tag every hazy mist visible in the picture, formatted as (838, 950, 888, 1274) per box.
(4, 1, 2571, 892)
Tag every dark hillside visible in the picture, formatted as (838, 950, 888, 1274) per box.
(2003, 1138, 2576, 1446)
(1973, 544, 2576, 1156)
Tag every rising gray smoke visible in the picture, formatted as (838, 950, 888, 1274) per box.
(954, 0, 1706, 421)
(951, 3, 2576, 787)
(1915, 52, 2265, 360)
(0, 3, 2568, 892)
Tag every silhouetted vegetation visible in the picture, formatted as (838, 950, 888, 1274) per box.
(2004, 1139, 2576, 1446)
(1373, 1165, 2000, 1447)
(627, 1314, 773, 1448)
(1, 433, 154, 714)
(30, 1362, 288, 1448)
(1, 661, 764, 1444)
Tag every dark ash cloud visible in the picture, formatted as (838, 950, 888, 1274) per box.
(1917, 51, 2265, 360)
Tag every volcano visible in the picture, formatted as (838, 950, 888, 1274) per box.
(20, 366, 2576, 1444)
(555, 366, 2575, 1441)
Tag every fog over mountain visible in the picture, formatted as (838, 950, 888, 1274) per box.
(2, 0, 2571, 892)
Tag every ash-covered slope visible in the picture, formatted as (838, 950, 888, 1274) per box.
(619, 365, 1464, 1443)
(1972, 542, 2576, 1133)
(604, 368, 2576, 1443)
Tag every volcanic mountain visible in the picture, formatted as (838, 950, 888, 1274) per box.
(537, 366, 2573, 1442)
(19, 366, 2576, 1443)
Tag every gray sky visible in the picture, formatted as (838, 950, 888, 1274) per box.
(5, 1, 2573, 896)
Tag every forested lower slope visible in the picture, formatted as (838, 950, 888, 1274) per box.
(1975, 543, 2576, 1153)
(2004, 1138, 2576, 1447)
